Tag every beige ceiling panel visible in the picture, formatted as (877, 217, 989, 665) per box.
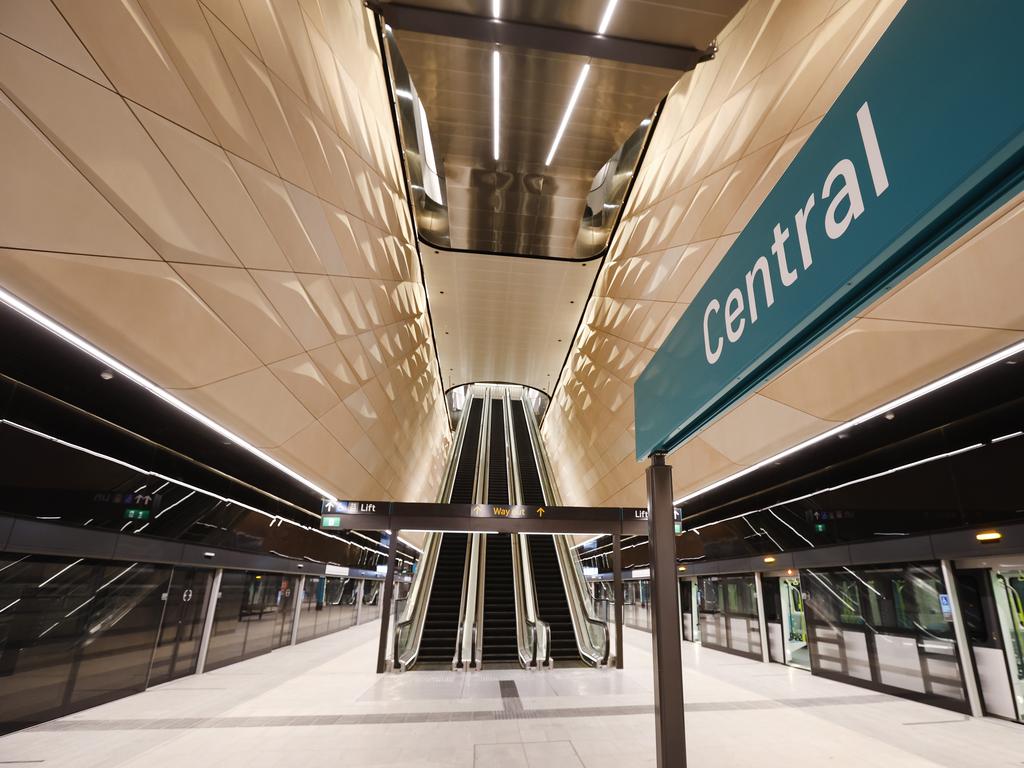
(138, 0, 274, 172)
(173, 262, 301, 364)
(0, 91, 156, 260)
(132, 104, 292, 271)
(0, 249, 258, 389)
(319, 400, 366, 446)
(201, 0, 260, 54)
(313, 118, 361, 213)
(693, 138, 782, 241)
(761, 318, 1021, 423)
(267, 351, 341, 417)
(724, 121, 816, 234)
(239, 0, 307, 100)
(0, 36, 239, 268)
(298, 273, 354, 338)
(207, 11, 314, 191)
(746, 0, 874, 153)
(0, 0, 448, 505)
(285, 183, 344, 273)
(174, 366, 313, 448)
(308, 342, 361, 400)
(228, 154, 323, 273)
(0, 0, 110, 86)
(795, 0, 904, 128)
(271, 420, 384, 499)
(250, 269, 333, 348)
(699, 393, 836, 466)
(275, 79, 337, 200)
(54, 0, 213, 141)
(867, 195, 1024, 332)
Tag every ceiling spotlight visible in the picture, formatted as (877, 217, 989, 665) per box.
(100, 369, 114, 381)
(885, 412, 896, 420)
(976, 530, 1003, 542)
(763, 556, 776, 564)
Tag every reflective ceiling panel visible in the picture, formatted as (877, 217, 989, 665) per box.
(383, 0, 743, 259)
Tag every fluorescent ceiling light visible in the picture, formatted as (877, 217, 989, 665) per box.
(598, 0, 619, 35)
(0, 286, 338, 502)
(545, 63, 591, 166)
(673, 338, 1024, 507)
(492, 50, 500, 161)
(492, 0, 501, 19)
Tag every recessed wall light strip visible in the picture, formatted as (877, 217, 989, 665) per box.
(0, 286, 337, 502)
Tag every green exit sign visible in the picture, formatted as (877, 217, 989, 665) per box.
(814, 522, 826, 533)
(321, 515, 343, 529)
(124, 508, 151, 521)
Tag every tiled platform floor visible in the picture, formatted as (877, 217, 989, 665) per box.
(2, 621, 1023, 767)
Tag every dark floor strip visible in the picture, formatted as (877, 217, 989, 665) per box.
(26, 693, 896, 732)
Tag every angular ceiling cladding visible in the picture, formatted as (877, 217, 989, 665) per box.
(543, 0, 1024, 508)
(0, 0, 451, 503)
(633, 0, 1024, 459)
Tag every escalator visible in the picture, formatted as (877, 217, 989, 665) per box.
(528, 534, 580, 661)
(417, 532, 468, 664)
(511, 399, 544, 505)
(479, 400, 518, 663)
(450, 398, 483, 503)
(512, 398, 582, 661)
(487, 400, 509, 504)
(481, 533, 518, 664)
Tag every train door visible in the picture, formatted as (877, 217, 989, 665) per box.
(993, 569, 1024, 720)
(780, 575, 809, 670)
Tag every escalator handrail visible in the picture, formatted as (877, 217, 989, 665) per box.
(511, 533, 550, 668)
(472, 533, 487, 669)
(454, 531, 479, 669)
(393, 531, 443, 669)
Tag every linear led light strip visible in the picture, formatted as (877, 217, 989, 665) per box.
(673, 337, 1024, 507)
(0, 286, 338, 502)
(492, 49, 500, 161)
(543, 0, 618, 166)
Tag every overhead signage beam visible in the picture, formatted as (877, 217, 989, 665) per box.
(372, 2, 710, 72)
(634, 0, 1024, 459)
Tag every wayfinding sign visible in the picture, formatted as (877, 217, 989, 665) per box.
(634, 0, 1024, 459)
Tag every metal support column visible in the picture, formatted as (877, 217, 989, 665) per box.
(376, 532, 399, 674)
(754, 571, 770, 664)
(290, 575, 305, 646)
(646, 454, 686, 767)
(355, 579, 365, 625)
(613, 533, 624, 670)
(195, 568, 223, 674)
(940, 559, 983, 717)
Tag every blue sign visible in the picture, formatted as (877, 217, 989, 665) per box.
(634, 1, 1024, 459)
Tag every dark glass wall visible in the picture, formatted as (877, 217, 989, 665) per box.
(0, 553, 172, 733)
(205, 572, 297, 671)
